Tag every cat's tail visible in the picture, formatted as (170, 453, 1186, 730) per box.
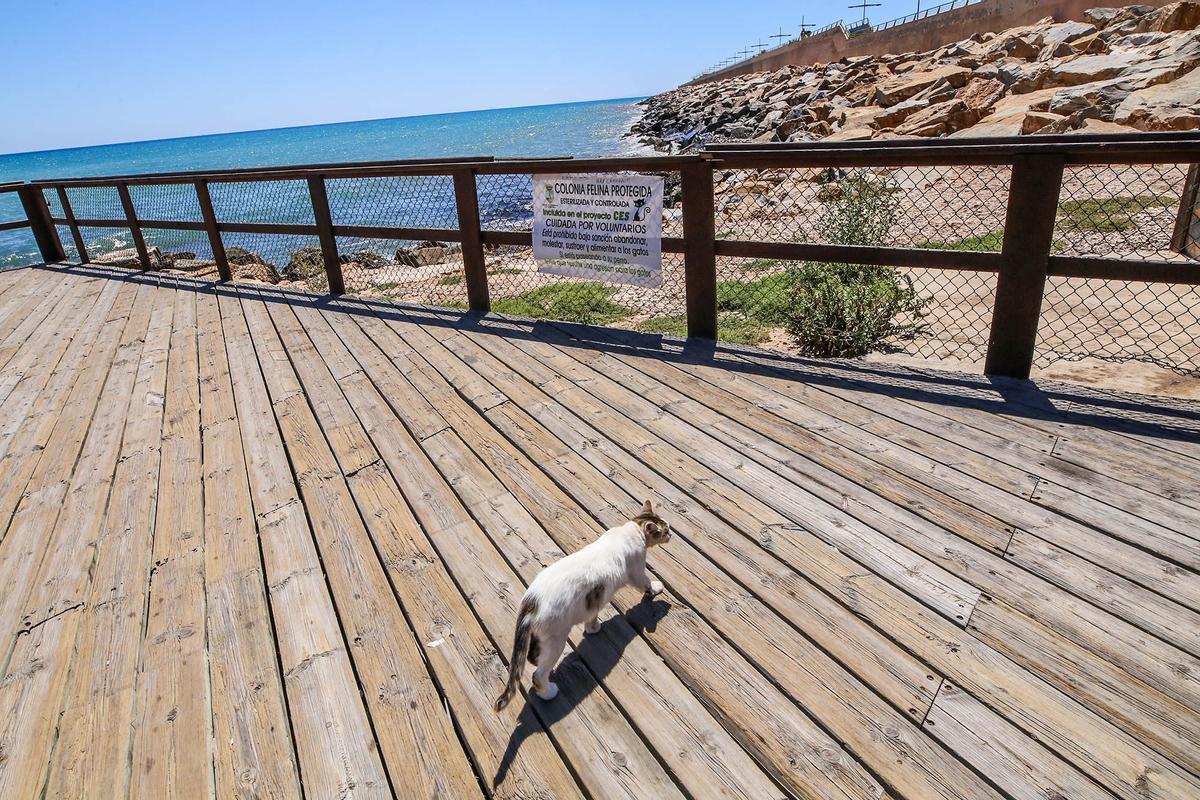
(494, 596, 536, 712)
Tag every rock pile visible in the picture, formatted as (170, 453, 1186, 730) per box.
(631, 3, 1200, 149)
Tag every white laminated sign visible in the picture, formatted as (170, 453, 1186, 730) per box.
(532, 173, 663, 287)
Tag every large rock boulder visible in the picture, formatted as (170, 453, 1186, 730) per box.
(895, 99, 983, 136)
(955, 77, 1006, 110)
(1149, 2, 1200, 32)
(872, 65, 973, 106)
(1113, 64, 1200, 128)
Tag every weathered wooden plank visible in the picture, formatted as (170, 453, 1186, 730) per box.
(377, 308, 993, 800)
(321, 301, 787, 800)
(0, 277, 108, 470)
(0, 279, 159, 799)
(43, 276, 176, 798)
(129, 285, 212, 800)
(922, 681, 1111, 800)
(250, 290, 585, 800)
(216, 287, 411, 799)
(579, 329, 1200, 628)
(621, 338, 1200, 711)
(203, 287, 304, 795)
(435, 318, 942, 716)
(290, 298, 723, 800)
(501, 322, 1200, 800)
(0, 277, 136, 562)
(970, 596, 1200, 775)
(349, 306, 897, 800)
(722, 349, 1200, 576)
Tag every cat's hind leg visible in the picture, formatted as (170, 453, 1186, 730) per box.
(531, 632, 567, 701)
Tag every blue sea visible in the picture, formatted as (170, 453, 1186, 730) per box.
(0, 97, 648, 268)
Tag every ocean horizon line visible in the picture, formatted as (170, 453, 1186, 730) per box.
(0, 95, 650, 161)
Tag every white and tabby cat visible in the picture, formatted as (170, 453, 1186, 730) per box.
(494, 500, 672, 711)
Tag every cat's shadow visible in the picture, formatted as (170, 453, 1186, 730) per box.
(493, 594, 671, 789)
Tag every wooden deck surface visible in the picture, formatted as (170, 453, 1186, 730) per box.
(0, 263, 1198, 800)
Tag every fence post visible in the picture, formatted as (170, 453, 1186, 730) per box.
(680, 160, 717, 339)
(984, 153, 1065, 379)
(117, 183, 152, 270)
(195, 180, 231, 281)
(56, 187, 89, 263)
(17, 185, 66, 264)
(306, 175, 345, 295)
(453, 168, 489, 312)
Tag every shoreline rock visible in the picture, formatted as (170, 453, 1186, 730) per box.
(630, 3, 1200, 149)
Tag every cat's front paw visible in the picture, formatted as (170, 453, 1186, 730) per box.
(646, 580, 664, 597)
(536, 681, 559, 701)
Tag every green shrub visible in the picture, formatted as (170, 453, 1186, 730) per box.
(716, 269, 801, 325)
(780, 171, 924, 357)
(491, 282, 630, 326)
(785, 263, 924, 357)
(818, 173, 899, 246)
(438, 273, 463, 285)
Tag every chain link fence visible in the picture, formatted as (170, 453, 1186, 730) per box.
(19, 154, 1200, 377)
(1035, 163, 1199, 374)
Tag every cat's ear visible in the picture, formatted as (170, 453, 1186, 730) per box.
(642, 499, 654, 516)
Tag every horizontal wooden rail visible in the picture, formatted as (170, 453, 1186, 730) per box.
(0, 219, 31, 232)
(15, 131, 1200, 381)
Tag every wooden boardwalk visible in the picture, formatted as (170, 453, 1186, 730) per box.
(0, 263, 1198, 800)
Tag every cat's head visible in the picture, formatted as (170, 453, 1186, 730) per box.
(634, 500, 672, 547)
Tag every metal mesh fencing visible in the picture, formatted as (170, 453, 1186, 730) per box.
(221, 231, 321, 286)
(1033, 163, 1199, 375)
(54, 225, 79, 262)
(209, 180, 314, 225)
(709, 165, 1008, 355)
(65, 186, 125, 221)
(336, 235, 466, 305)
(74, 226, 137, 265)
(1053, 164, 1191, 260)
(326, 175, 457, 228)
(477, 174, 533, 231)
(17, 158, 1198, 375)
(713, 165, 1010, 248)
(129, 182, 203, 222)
(42, 189, 65, 220)
(1038, 278, 1200, 375)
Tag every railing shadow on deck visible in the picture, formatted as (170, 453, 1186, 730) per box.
(33, 262, 1200, 444)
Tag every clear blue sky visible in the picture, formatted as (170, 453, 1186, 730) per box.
(4, 0, 922, 154)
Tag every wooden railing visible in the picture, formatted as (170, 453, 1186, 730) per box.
(11, 131, 1200, 380)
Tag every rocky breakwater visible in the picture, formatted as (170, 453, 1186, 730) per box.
(631, 3, 1200, 148)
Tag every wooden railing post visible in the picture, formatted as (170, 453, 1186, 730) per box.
(195, 180, 231, 281)
(56, 187, 89, 263)
(17, 185, 66, 264)
(306, 175, 345, 295)
(984, 153, 1066, 379)
(117, 183, 152, 270)
(453, 168, 489, 312)
(680, 159, 717, 339)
